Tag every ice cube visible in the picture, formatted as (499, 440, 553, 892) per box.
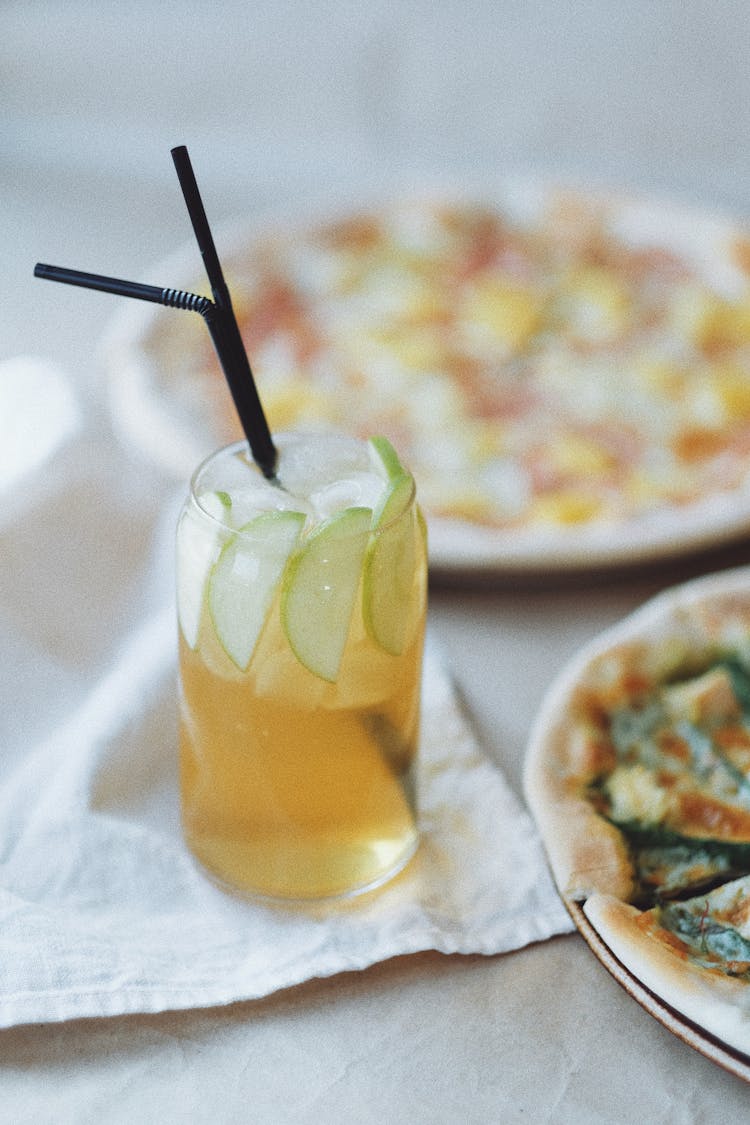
(275, 432, 369, 499)
(223, 482, 312, 527)
(309, 472, 385, 520)
(197, 445, 257, 494)
(253, 649, 328, 709)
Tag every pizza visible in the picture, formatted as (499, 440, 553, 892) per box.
(525, 566, 750, 1059)
(105, 183, 750, 572)
(584, 880, 750, 1062)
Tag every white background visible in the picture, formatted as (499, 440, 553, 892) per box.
(5, 1, 750, 375)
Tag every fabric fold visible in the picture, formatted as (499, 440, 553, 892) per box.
(0, 604, 572, 1029)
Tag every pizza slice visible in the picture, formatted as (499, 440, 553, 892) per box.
(524, 567, 750, 1058)
(584, 878, 750, 1058)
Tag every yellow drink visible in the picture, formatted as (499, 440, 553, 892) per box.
(177, 433, 427, 900)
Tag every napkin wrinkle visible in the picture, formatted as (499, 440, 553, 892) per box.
(0, 608, 179, 905)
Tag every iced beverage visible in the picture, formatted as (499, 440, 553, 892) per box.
(176, 431, 427, 900)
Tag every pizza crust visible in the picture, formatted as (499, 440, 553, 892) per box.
(525, 565, 750, 1062)
(584, 892, 750, 1059)
(524, 707, 635, 902)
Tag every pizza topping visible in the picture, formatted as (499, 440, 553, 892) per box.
(634, 840, 742, 900)
(661, 666, 741, 725)
(676, 791, 750, 840)
(183, 196, 750, 538)
(653, 877, 750, 979)
(604, 764, 670, 827)
(583, 654, 750, 902)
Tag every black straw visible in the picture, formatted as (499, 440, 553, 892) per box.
(34, 263, 273, 480)
(34, 263, 212, 315)
(170, 145, 277, 480)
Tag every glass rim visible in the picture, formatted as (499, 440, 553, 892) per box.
(187, 436, 417, 537)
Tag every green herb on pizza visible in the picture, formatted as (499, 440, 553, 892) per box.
(524, 570, 750, 1058)
(586, 659, 750, 906)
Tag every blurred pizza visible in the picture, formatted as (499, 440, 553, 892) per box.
(103, 183, 750, 572)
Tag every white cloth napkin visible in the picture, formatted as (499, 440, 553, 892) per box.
(0, 373, 573, 1028)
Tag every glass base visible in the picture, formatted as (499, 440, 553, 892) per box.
(185, 832, 419, 906)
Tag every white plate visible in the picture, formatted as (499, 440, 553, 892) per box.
(100, 180, 750, 575)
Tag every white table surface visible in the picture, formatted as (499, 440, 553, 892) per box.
(5, 2, 750, 1119)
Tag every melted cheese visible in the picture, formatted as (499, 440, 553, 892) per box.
(216, 197, 750, 532)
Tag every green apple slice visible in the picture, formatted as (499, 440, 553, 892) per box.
(208, 510, 305, 671)
(362, 472, 417, 656)
(281, 506, 372, 682)
(177, 491, 231, 649)
(368, 434, 404, 482)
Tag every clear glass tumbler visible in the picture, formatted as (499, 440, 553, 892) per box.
(176, 432, 428, 900)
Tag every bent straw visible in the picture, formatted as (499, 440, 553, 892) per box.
(34, 264, 249, 453)
(34, 263, 213, 314)
(170, 145, 277, 480)
(34, 254, 279, 479)
(34, 259, 231, 396)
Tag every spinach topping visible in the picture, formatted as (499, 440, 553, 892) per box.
(588, 652, 750, 904)
(659, 898, 750, 978)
